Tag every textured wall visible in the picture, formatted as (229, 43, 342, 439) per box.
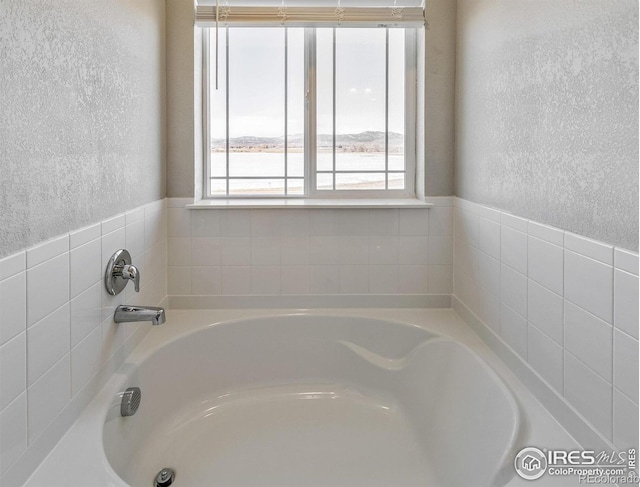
(456, 0, 639, 250)
(0, 0, 166, 258)
(166, 0, 195, 198)
(166, 0, 456, 197)
(424, 0, 456, 196)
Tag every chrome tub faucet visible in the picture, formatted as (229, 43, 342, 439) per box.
(114, 305, 166, 326)
(104, 249, 166, 326)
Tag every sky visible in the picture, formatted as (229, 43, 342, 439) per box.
(210, 27, 406, 139)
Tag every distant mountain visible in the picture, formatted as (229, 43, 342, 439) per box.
(212, 131, 403, 150)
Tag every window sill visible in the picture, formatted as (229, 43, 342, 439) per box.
(185, 198, 433, 209)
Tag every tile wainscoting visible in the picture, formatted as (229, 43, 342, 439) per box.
(2, 194, 637, 485)
(167, 197, 454, 298)
(0, 199, 167, 485)
(452, 197, 638, 452)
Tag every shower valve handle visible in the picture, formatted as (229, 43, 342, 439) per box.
(118, 264, 140, 292)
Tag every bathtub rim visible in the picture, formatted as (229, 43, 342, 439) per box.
(23, 307, 584, 487)
(100, 309, 523, 487)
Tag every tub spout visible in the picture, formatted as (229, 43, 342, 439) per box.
(114, 305, 166, 326)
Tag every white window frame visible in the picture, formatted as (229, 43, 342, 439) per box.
(202, 26, 417, 200)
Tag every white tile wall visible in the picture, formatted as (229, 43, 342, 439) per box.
(0, 252, 26, 281)
(527, 280, 563, 345)
(500, 304, 527, 358)
(400, 237, 429, 265)
(453, 197, 638, 450)
(528, 236, 563, 295)
(370, 265, 399, 294)
(614, 268, 640, 339)
(398, 208, 428, 235)
(614, 389, 639, 450)
(339, 238, 369, 265)
(310, 265, 340, 294)
(27, 304, 70, 386)
(500, 264, 527, 318)
(27, 253, 69, 326)
(565, 232, 614, 265)
(564, 301, 612, 382)
(613, 329, 639, 403)
(70, 282, 102, 348)
(475, 251, 500, 297)
(0, 333, 26, 411)
(478, 217, 501, 260)
(220, 266, 250, 295)
(565, 250, 613, 323)
(70, 235, 101, 299)
(528, 221, 564, 247)
(0, 392, 27, 473)
(615, 248, 639, 275)
(0, 199, 167, 479)
(192, 238, 222, 266)
(564, 351, 613, 440)
(167, 201, 454, 296)
(69, 223, 101, 250)
(3, 195, 632, 478)
(369, 237, 398, 265)
(0, 271, 26, 345)
(500, 225, 528, 275)
(398, 265, 429, 294)
(71, 326, 103, 396)
(26, 235, 69, 269)
(339, 265, 369, 294)
(527, 324, 563, 392)
(428, 265, 453, 294)
(280, 266, 311, 294)
(251, 237, 280, 265)
(27, 354, 71, 444)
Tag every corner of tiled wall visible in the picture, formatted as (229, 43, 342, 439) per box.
(167, 197, 454, 298)
(452, 197, 639, 452)
(0, 199, 167, 484)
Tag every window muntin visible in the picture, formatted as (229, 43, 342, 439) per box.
(205, 27, 415, 198)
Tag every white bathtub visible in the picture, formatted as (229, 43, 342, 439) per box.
(23, 309, 582, 487)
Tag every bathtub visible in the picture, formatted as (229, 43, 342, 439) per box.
(23, 309, 582, 487)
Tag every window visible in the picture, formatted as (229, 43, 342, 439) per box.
(203, 19, 417, 198)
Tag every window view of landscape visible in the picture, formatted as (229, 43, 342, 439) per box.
(209, 28, 406, 196)
(210, 131, 405, 194)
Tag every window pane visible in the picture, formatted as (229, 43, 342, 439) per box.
(335, 173, 385, 190)
(287, 179, 304, 195)
(335, 28, 386, 175)
(388, 29, 405, 172)
(210, 28, 228, 178)
(388, 174, 405, 190)
(229, 179, 284, 195)
(287, 28, 305, 181)
(228, 29, 285, 191)
(316, 173, 333, 191)
(316, 28, 334, 172)
(388, 153, 404, 172)
(316, 149, 333, 172)
(336, 152, 385, 172)
(288, 152, 304, 177)
(314, 28, 406, 193)
(210, 179, 226, 195)
(229, 153, 285, 178)
(208, 27, 412, 198)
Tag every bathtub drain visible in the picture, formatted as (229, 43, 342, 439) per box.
(154, 468, 175, 487)
(120, 387, 141, 417)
